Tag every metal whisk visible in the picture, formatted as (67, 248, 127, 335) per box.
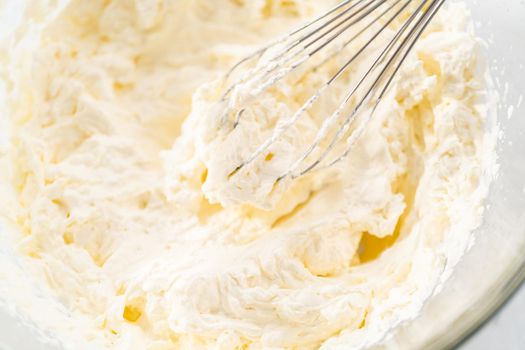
(219, 0, 446, 183)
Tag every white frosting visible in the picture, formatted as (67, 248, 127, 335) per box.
(0, 1, 495, 350)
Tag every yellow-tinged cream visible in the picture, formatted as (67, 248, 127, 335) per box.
(0, 1, 495, 350)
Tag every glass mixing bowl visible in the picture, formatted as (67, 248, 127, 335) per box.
(0, 0, 524, 349)
(376, 0, 525, 348)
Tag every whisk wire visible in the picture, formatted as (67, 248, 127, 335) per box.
(228, 1, 402, 172)
(220, 0, 382, 126)
(219, 0, 446, 181)
(285, 0, 417, 179)
(297, 0, 442, 177)
(324, 0, 446, 172)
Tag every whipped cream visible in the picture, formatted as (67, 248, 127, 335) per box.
(0, 1, 495, 349)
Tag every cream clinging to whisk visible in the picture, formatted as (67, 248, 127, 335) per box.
(217, 0, 446, 185)
(2, 0, 495, 348)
